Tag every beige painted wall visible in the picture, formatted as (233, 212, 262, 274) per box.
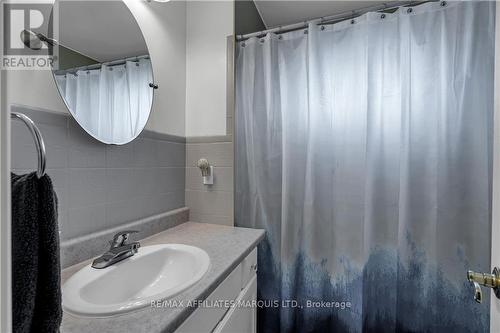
(185, 1, 234, 137)
(0, 57, 12, 333)
(125, 0, 186, 137)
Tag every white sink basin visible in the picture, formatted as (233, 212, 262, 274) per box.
(62, 244, 210, 317)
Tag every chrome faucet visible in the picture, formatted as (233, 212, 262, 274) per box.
(92, 230, 141, 269)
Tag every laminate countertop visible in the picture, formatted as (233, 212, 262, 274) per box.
(60, 222, 265, 333)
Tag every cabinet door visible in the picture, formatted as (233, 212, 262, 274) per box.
(213, 274, 257, 333)
(241, 248, 257, 289)
(176, 265, 242, 333)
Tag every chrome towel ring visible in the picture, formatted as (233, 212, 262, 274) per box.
(11, 112, 46, 178)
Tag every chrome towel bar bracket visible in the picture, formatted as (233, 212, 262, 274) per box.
(10, 112, 46, 178)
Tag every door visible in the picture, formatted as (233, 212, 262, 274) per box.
(491, 4, 500, 332)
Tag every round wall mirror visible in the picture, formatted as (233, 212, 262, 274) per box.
(50, 0, 154, 145)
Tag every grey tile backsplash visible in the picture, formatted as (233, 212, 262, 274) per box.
(10, 105, 187, 241)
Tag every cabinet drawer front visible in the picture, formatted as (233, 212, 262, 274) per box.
(241, 248, 257, 290)
(176, 264, 242, 333)
(213, 274, 257, 333)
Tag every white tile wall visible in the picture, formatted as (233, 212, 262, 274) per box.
(185, 137, 234, 226)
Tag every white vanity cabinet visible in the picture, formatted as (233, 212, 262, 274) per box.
(176, 248, 258, 333)
(213, 275, 257, 333)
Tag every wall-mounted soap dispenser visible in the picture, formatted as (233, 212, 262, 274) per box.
(197, 158, 213, 185)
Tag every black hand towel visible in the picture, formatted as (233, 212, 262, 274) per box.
(12, 172, 62, 333)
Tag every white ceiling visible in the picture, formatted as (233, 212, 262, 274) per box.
(254, 1, 401, 28)
(58, 1, 148, 62)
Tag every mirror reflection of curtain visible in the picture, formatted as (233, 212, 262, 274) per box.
(55, 58, 153, 144)
(235, 1, 494, 332)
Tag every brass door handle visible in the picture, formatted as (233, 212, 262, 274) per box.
(467, 267, 500, 303)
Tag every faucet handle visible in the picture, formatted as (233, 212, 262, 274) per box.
(111, 230, 138, 247)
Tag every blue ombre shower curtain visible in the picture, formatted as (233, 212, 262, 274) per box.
(235, 1, 495, 332)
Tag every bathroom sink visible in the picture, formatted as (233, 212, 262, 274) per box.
(62, 244, 210, 317)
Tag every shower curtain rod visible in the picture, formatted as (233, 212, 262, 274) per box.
(54, 54, 150, 75)
(236, 0, 431, 41)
